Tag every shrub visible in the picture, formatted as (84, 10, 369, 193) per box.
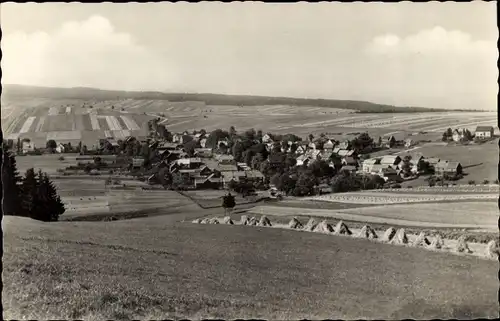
(494, 179, 499, 185)
(58, 156, 65, 161)
(468, 180, 475, 185)
(483, 180, 490, 185)
(407, 185, 413, 189)
(56, 168, 65, 173)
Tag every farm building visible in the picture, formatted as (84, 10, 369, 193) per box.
(426, 157, 441, 167)
(323, 139, 336, 150)
(245, 170, 265, 182)
(338, 141, 351, 150)
(176, 157, 203, 169)
(262, 133, 275, 143)
(452, 129, 466, 142)
(362, 158, 380, 173)
(237, 162, 251, 171)
(404, 139, 415, 148)
(55, 143, 66, 153)
(22, 141, 35, 154)
(199, 138, 207, 148)
(131, 157, 145, 168)
(214, 154, 235, 164)
(296, 154, 312, 167)
(342, 156, 359, 167)
(222, 171, 248, 188)
(157, 142, 178, 151)
(385, 136, 396, 148)
(295, 145, 307, 155)
(435, 161, 463, 176)
(193, 148, 213, 158)
(194, 176, 223, 190)
(475, 126, 494, 139)
(380, 155, 401, 167)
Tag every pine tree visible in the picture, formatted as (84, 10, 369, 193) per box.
(37, 172, 65, 221)
(2, 144, 24, 216)
(21, 168, 41, 218)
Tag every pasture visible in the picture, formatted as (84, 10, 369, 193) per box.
(3, 216, 498, 319)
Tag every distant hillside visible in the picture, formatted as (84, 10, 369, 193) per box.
(2, 84, 455, 113)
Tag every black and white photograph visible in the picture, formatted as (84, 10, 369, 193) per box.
(1, 2, 498, 319)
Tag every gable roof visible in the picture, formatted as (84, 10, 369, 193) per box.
(476, 126, 494, 132)
(380, 155, 401, 164)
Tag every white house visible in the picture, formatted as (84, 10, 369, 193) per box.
(22, 141, 35, 154)
(475, 126, 494, 139)
(55, 143, 66, 153)
(452, 129, 465, 142)
(262, 133, 274, 143)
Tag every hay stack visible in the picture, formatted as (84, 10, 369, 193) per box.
(390, 228, 408, 245)
(208, 218, 220, 225)
(485, 240, 500, 259)
(257, 216, 272, 227)
(240, 215, 249, 225)
(288, 217, 303, 229)
(313, 220, 334, 233)
(192, 218, 202, 224)
(412, 232, 431, 247)
(303, 218, 318, 232)
(382, 227, 397, 242)
(334, 221, 352, 235)
(456, 235, 471, 253)
(223, 216, 234, 225)
(357, 225, 378, 239)
(247, 217, 258, 226)
(429, 235, 444, 249)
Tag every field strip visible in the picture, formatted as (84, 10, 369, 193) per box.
(47, 131, 82, 141)
(426, 120, 497, 132)
(306, 193, 497, 204)
(48, 107, 59, 116)
(90, 114, 100, 130)
(66, 107, 72, 114)
(248, 205, 496, 230)
(35, 117, 46, 132)
(19, 116, 36, 133)
(105, 116, 122, 131)
(294, 115, 381, 128)
(166, 119, 193, 127)
(120, 115, 140, 130)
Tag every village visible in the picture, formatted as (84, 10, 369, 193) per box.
(8, 121, 496, 197)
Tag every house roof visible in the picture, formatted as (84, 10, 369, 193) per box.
(221, 171, 247, 181)
(476, 126, 494, 132)
(341, 165, 357, 171)
(436, 161, 461, 170)
(337, 149, 350, 157)
(426, 157, 441, 164)
(380, 156, 400, 164)
(370, 164, 387, 172)
(246, 170, 264, 178)
(217, 164, 239, 172)
(363, 158, 379, 165)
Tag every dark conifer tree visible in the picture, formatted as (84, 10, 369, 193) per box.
(21, 168, 41, 218)
(2, 144, 24, 216)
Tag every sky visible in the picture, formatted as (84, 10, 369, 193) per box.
(1, 2, 497, 110)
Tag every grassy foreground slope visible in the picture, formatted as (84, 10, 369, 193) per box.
(3, 84, 450, 113)
(3, 216, 498, 320)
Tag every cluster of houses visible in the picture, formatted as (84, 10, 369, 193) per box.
(446, 126, 495, 142)
(147, 145, 265, 190)
(361, 154, 463, 182)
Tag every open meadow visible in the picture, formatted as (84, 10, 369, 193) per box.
(3, 215, 498, 320)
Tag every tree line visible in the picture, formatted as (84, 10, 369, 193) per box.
(2, 143, 65, 221)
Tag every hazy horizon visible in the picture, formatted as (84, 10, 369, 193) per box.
(1, 2, 498, 110)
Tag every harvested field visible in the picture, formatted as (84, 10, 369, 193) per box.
(248, 200, 498, 230)
(308, 191, 497, 204)
(3, 216, 498, 319)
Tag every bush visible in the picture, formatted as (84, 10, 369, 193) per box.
(468, 180, 475, 185)
(483, 180, 490, 185)
(58, 156, 65, 161)
(407, 186, 413, 189)
(56, 168, 65, 173)
(494, 179, 499, 185)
